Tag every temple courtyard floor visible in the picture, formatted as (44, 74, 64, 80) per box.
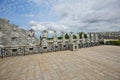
(0, 45, 120, 80)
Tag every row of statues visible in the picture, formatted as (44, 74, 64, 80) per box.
(0, 29, 100, 58)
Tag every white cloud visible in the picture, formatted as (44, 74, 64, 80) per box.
(28, 0, 120, 33)
(29, 20, 69, 33)
(29, 20, 47, 31)
(53, 0, 120, 32)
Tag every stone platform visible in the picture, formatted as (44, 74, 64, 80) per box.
(0, 45, 120, 80)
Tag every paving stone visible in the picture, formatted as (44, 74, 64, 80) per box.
(0, 45, 120, 80)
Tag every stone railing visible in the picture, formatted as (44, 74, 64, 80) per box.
(0, 30, 101, 58)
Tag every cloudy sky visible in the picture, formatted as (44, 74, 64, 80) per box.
(0, 0, 120, 33)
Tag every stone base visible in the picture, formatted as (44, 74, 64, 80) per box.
(69, 43, 78, 51)
(59, 43, 68, 50)
(26, 46, 36, 54)
(41, 46, 49, 52)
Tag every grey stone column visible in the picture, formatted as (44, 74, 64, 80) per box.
(41, 30, 49, 52)
(61, 32, 66, 50)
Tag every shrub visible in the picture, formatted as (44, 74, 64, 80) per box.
(106, 40, 120, 46)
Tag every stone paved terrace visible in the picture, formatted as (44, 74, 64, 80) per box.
(0, 45, 120, 80)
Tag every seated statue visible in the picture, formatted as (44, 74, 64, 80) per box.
(28, 29, 35, 37)
(27, 29, 36, 46)
(42, 30, 48, 38)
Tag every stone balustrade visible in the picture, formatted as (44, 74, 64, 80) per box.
(2, 29, 114, 58)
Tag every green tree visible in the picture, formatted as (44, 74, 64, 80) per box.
(84, 34, 87, 38)
(79, 32, 87, 38)
(47, 38, 53, 40)
(73, 34, 77, 39)
(65, 33, 69, 39)
(58, 36, 62, 40)
(79, 32, 83, 38)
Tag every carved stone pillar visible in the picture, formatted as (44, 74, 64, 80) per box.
(41, 30, 49, 52)
(69, 32, 78, 51)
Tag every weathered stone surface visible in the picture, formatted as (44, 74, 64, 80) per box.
(0, 18, 39, 46)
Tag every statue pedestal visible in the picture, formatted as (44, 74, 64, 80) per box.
(0, 45, 4, 57)
(41, 38, 49, 52)
(69, 43, 78, 51)
(60, 43, 68, 50)
(86, 40, 90, 47)
(62, 44, 66, 50)
(26, 46, 36, 54)
(53, 42, 59, 51)
(42, 46, 49, 52)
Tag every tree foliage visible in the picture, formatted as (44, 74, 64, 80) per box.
(58, 36, 62, 40)
(73, 34, 77, 39)
(106, 40, 120, 46)
(65, 33, 69, 39)
(79, 32, 87, 38)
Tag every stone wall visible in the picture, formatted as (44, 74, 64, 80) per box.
(0, 18, 39, 46)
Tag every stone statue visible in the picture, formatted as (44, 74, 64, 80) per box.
(11, 28, 19, 46)
(91, 33, 94, 43)
(41, 38, 48, 47)
(82, 34, 85, 43)
(76, 33, 80, 44)
(28, 29, 35, 37)
(27, 29, 36, 46)
(61, 32, 67, 50)
(0, 30, 3, 56)
(52, 31, 59, 51)
(87, 33, 90, 43)
(62, 32, 65, 45)
(69, 32, 73, 44)
(41, 30, 49, 50)
(95, 34, 98, 42)
(69, 32, 78, 51)
(53, 31, 57, 42)
(42, 30, 48, 38)
(0, 30, 3, 46)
